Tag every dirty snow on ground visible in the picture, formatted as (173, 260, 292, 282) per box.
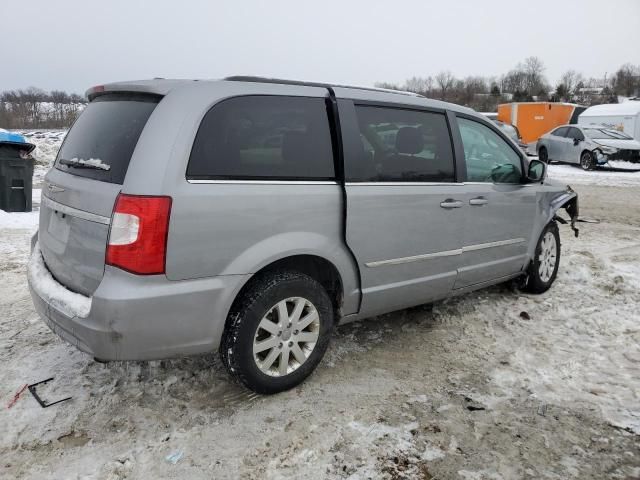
(1, 142, 639, 479)
(547, 163, 640, 187)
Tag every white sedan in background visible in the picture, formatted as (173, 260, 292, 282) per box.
(536, 124, 640, 170)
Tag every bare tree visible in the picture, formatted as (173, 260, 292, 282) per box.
(0, 88, 86, 128)
(374, 81, 401, 91)
(503, 68, 527, 95)
(404, 76, 426, 93)
(521, 56, 547, 94)
(556, 70, 585, 101)
(612, 64, 640, 97)
(435, 71, 455, 100)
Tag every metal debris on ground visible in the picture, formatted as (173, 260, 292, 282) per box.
(28, 377, 72, 408)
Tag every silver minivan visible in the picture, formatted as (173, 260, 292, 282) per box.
(28, 77, 578, 393)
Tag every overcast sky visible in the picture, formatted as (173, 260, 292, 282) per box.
(2, 0, 639, 94)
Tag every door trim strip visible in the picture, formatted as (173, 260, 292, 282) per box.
(462, 237, 526, 252)
(41, 195, 111, 225)
(187, 179, 338, 185)
(345, 182, 463, 187)
(365, 248, 463, 267)
(364, 238, 526, 268)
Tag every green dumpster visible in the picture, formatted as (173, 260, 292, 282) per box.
(0, 143, 36, 212)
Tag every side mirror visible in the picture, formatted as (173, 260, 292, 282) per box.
(573, 137, 581, 146)
(490, 163, 520, 183)
(527, 159, 546, 182)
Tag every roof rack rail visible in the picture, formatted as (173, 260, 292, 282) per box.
(224, 76, 424, 98)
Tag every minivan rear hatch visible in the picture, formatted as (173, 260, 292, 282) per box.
(39, 92, 160, 296)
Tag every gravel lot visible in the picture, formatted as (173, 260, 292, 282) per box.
(1, 150, 639, 478)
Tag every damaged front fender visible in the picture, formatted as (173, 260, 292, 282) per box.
(549, 186, 579, 237)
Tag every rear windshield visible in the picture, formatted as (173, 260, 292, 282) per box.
(55, 93, 160, 184)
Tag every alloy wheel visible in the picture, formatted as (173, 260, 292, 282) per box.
(580, 152, 593, 170)
(252, 297, 320, 377)
(538, 231, 557, 282)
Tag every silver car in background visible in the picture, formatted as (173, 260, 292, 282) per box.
(28, 77, 579, 394)
(537, 124, 640, 170)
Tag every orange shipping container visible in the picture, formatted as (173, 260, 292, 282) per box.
(497, 102, 584, 143)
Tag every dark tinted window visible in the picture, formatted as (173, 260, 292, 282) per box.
(55, 93, 159, 184)
(566, 127, 584, 141)
(187, 96, 335, 180)
(458, 117, 522, 183)
(552, 127, 569, 137)
(349, 106, 455, 182)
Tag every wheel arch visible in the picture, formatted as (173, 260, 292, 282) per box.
(581, 148, 593, 158)
(225, 251, 359, 328)
(526, 189, 578, 261)
(220, 231, 359, 308)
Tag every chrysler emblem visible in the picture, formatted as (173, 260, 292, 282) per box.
(47, 183, 65, 193)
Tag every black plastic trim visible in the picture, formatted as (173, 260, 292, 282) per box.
(447, 110, 467, 182)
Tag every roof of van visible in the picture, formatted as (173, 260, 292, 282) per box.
(499, 102, 581, 107)
(86, 77, 475, 114)
(580, 102, 640, 117)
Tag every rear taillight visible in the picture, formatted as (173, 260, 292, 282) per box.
(106, 194, 172, 275)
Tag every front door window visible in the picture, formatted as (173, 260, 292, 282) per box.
(458, 118, 523, 183)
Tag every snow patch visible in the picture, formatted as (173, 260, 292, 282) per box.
(0, 207, 39, 229)
(422, 444, 446, 461)
(65, 157, 110, 171)
(27, 241, 92, 318)
(547, 164, 640, 186)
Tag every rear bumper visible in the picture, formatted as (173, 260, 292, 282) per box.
(28, 244, 250, 361)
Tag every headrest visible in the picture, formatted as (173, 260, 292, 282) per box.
(395, 127, 423, 155)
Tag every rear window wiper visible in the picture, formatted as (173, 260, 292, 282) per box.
(59, 158, 111, 171)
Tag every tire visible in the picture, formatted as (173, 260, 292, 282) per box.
(220, 271, 334, 394)
(538, 146, 549, 163)
(580, 150, 595, 171)
(523, 222, 560, 294)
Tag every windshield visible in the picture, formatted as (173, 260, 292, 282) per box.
(499, 124, 519, 141)
(584, 128, 632, 140)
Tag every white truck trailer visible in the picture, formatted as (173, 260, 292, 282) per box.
(578, 102, 640, 141)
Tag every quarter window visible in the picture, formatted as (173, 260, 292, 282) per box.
(187, 96, 335, 180)
(348, 106, 455, 182)
(458, 117, 523, 183)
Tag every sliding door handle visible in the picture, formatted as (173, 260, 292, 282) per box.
(469, 197, 488, 206)
(440, 199, 463, 209)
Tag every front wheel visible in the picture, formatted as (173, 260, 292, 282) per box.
(220, 271, 334, 394)
(523, 222, 560, 294)
(580, 151, 595, 170)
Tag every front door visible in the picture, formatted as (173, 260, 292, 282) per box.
(337, 97, 464, 317)
(565, 127, 585, 164)
(454, 115, 537, 289)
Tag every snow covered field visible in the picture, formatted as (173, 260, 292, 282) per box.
(1, 135, 639, 479)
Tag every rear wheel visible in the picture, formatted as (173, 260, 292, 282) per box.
(538, 146, 549, 163)
(523, 222, 560, 294)
(580, 151, 595, 170)
(220, 271, 334, 394)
